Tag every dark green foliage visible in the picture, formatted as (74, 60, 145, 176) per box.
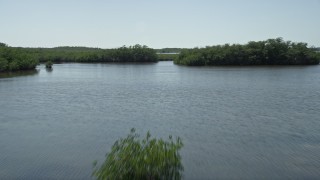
(92, 128, 184, 180)
(0, 57, 8, 71)
(0, 46, 38, 72)
(174, 38, 320, 66)
(25, 44, 158, 63)
(0, 44, 157, 72)
(110, 45, 158, 62)
(0, 42, 8, 47)
(45, 61, 53, 69)
(157, 53, 179, 61)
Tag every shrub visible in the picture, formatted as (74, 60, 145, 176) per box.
(45, 61, 53, 69)
(8, 60, 19, 71)
(0, 57, 8, 72)
(92, 128, 184, 180)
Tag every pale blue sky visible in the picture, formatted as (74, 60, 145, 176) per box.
(1, 0, 319, 48)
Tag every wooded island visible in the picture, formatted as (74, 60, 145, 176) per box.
(1, 38, 319, 72)
(174, 38, 320, 66)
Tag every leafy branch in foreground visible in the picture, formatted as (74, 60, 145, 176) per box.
(92, 128, 184, 180)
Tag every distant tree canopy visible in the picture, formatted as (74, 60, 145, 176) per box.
(0, 42, 8, 47)
(174, 38, 320, 66)
(157, 53, 179, 61)
(155, 48, 183, 54)
(21, 44, 158, 63)
(0, 45, 38, 72)
(0, 44, 158, 72)
(1, 39, 319, 72)
(111, 45, 158, 62)
(311, 47, 320, 52)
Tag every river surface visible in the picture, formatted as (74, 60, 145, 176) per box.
(1, 61, 320, 179)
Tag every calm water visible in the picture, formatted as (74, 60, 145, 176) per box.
(1, 62, 320, 179)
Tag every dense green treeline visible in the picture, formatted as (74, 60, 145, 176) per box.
(157, 53, 179, 61)
(0, 43, 38, 72)
(25, 44, 157, 63)
(1, 39, 319, 72)
(0, 44, 158, 72)
(174, 38, 320, 66)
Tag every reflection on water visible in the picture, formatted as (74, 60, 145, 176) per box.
(45, 68, 53, 73)
(0, 69, 39, 78)
(0, 62, 320, 179)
